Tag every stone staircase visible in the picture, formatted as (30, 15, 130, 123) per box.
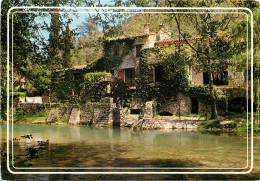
(46, 108, 56, 123)
(68, 108, 80, 124)
(92, 98, 116, 127)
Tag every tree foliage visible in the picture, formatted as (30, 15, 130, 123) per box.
(71, 18, 103, 65)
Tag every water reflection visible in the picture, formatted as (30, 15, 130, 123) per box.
(1, 124, 259, 180)
(1, 124, 249, 168)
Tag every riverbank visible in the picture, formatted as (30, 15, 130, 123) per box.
(198, 112, 260, 135)
(3, 108, 259, 135)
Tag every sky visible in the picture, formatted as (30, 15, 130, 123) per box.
(25, 7, 129, 47)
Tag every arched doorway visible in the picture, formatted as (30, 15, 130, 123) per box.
(228, 97, 255, 113)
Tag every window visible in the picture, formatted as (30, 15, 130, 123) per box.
(203, 71, 228, 85)
(135, 44, 143, 57)
(154, 66, 163, 82)
(125, 68, 135, 86)
(148, 67, 154, 82)
(159, 112, 173, 116)
(73, 73, 81, 80)
(113, 46, 119, 56)
(213, 71, 228, 85)
(191, 98, 198, 114)
(203, 72, 209, 84)
(118, 69, 124, 80)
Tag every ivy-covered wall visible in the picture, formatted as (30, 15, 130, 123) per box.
(135, 49, 228, 114)
(135, 49, 190, 111)
(102, 38, 135, 73)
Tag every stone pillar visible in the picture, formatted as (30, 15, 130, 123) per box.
(113, 108, 121, 127)
(144, 101, 153, 119)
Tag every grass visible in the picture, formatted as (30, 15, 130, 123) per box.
(198, 111, 260, 135)
(14, 109, 47, 124)
(222, 112, 248, 120)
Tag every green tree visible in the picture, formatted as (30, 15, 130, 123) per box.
(231, 2, 259, 126)
(71, 17, 103, 65)
(62, 22, 73, 67)
(1, 0, 38, 120)
(164, 1, 244, 119)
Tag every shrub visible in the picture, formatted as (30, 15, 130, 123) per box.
(199, 119, 222, 130)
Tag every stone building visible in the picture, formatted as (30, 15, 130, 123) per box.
(104, 26, 249, 115)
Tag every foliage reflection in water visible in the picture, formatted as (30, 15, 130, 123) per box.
(1, 124, 260, 180)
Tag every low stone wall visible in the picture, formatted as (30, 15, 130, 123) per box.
(120, 114, 139, 127)
(160, 93, 192, 115)
(55, 98, 204, 129)
(17, 103, 44, 114)
(153, 119, 203, 129)
(130, 116, 204, 130)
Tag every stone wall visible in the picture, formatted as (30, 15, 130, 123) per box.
(220, 87, 247, 101)
(80, 102, 100, 125)
(120, 114, 139, 127)
(17, 103, 44, 114)
(46, 98, 204, 130)
(228, 68, 246, 88)
(144, 101, 153, 119)
(132, 117, 204, 130)
(57, 103, 73, 120)
(160, 93, 192, 115)
(80, 98, 116, 127)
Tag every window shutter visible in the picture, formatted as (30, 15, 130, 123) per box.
(119, 69, 124, 80)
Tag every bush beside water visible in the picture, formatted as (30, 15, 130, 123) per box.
(199, 112, 260, 134)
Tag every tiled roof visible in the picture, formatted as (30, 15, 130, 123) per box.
(107, 32, 156, 41)
(154, 36, 202, 47)
(55, 65, 88, 72)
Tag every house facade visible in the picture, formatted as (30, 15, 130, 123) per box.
(106, 28, 248, 115)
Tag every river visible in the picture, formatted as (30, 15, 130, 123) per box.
(1, 124, 259, 180)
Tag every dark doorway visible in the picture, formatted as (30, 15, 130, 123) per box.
(130, 109, 141, 115)
(159, 112, 173, 116)
(229, 97, 256, 113)
(191, 98, 199, 114)
(155, 65, 163, 82)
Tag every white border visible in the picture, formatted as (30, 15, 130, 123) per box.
(6, 7, 254, 174)
(11, 11, 250, 171)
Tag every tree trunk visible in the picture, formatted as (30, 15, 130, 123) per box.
(256, 78, 259, 127)
(49, 89, 52, 108)
(208, 72, 218, 119)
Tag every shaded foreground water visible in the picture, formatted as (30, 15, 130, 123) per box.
(1, 124, 260, 180)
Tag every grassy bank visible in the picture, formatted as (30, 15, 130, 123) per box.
(12, 109, 68, 125)
(198, 112, 260, 135)
(13, 109, 47, 124)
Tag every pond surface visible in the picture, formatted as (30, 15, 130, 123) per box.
(1, 124, 260, 180)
